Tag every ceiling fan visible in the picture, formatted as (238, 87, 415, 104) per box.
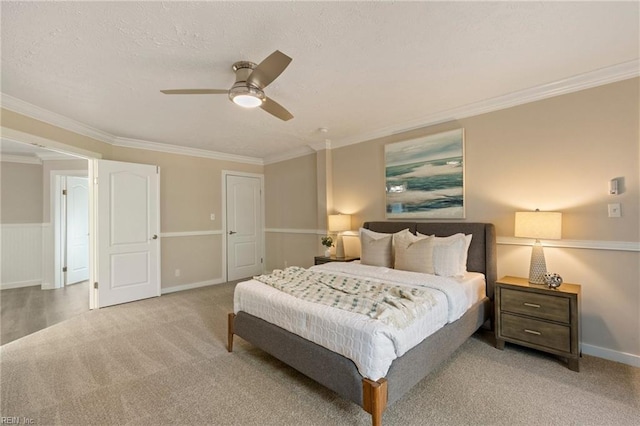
(161, 50, 293, 121)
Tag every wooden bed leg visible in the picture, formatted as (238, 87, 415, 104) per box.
(362, 378, 388, 426)
(227, 313, 235, 352)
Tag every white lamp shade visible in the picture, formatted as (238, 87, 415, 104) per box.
(328, 214, 351, 232)
(515, 211, 562, 240)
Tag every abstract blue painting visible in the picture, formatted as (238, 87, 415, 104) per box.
(385, 129, 465, 219)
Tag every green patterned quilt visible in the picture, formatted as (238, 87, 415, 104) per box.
(253, 266, 437, 329)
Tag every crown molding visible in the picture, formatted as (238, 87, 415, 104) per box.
(331, 60, 640, 149)
(112, 137, 263, 165)
(263, 139, 332, 165)
(263, 144, 315, 165)
(3, 60, 638, 164)
(1, 127, 102, 159)
(1, 94, 116, 145)
(308, 140, 332, 152)
(1, 93, 264, 165)
(0, 153, 42, 164)
(37, 151, 81, 161)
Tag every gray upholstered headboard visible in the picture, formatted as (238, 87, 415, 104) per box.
(362, 222, 497, 299)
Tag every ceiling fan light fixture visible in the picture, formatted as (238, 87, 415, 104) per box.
(229, 83, 265, 108)
(162, 50, 293, 120)
(232, 94, 263, 108)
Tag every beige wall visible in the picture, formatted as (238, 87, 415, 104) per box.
(0, 162, 43, 223)
(108, 146, 262, 233)
(108, 146, 262, 286)
(329, 78, 639, 360)
(1, 109, 263, 290)
(265, 153, 318, 229)
(264, 78, 639, 362)
(2, 109, 113, 156)
(333, 79, 639, 240)
(264, 153, 319, 270)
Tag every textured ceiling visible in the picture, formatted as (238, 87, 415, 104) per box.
(1, 1, 638, 162)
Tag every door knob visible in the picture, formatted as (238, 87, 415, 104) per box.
(152, 234, 158, 240)
(229, 231, 237, 235)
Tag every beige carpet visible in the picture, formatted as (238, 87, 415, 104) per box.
(1, 281, 638, 425)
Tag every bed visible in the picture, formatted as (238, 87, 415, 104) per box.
(228, 221, 497, 426)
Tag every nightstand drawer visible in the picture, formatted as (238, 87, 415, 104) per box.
(501, 313, 571, 352)
(314, 256, 359, 265)
(501, 288, 570, 323)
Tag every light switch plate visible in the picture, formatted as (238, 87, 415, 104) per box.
(608, 203, 621, 218)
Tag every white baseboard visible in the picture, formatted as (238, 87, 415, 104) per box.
(161, 278, 226, 294)
(582, 343, 640, 368)
(1, 280, 41, 290)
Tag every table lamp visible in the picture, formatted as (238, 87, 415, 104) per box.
(515, 210, 562, 284)
(328, 214, 351, 259)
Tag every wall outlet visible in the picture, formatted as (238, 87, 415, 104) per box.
(608, 203, 621, 218)
(210, 213, 215, 221)
(175, 269, 181, 277)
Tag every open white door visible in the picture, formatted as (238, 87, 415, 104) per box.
(65, 176, 90, 285)
(92, 159, 160, 308)
(226, 174, 263, 281)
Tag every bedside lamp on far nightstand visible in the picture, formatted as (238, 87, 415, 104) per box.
(328, 214, 351, 259)
(515, 209, 562, 284)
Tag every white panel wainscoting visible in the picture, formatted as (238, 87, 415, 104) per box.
(1, 223, 44, 289)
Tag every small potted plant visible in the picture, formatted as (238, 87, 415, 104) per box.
(321, 236, 334, 257)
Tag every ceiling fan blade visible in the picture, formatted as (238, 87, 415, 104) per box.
(160, 89, 228, 95)
(247, 50, 292, 89)
(260, 97, 293, 121)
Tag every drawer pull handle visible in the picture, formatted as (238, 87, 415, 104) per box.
(524, 329, 541, 336)
(523, 303, 541, 308)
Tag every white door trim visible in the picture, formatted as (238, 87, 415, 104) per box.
(221, 170, 265, 282)
(2, 128, 99, 309)
(52, 170, 88, 290)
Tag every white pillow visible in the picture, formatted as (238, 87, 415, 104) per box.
(419, 233, 472, 277)
(360, 228, 393, 267)
(394, 232, 434, 274)
(392, 228, 412, 256)
(360, 228, 411, 268)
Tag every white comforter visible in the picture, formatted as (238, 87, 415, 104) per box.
(234, 262, 483, 381)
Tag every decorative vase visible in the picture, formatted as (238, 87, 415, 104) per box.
(544, 273, 563, 289)
(324, 248, 331, 257)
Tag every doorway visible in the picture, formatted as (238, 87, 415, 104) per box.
(223, 171, 265, 281)
(53, 171, 90, 290)
(1, 127, 160, 302)
(1, 129, 161, 344)
(50, 160, 160, 308)
(0, 139, 91, 344)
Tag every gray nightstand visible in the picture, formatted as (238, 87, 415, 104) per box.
(495, 276, 581, 372)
